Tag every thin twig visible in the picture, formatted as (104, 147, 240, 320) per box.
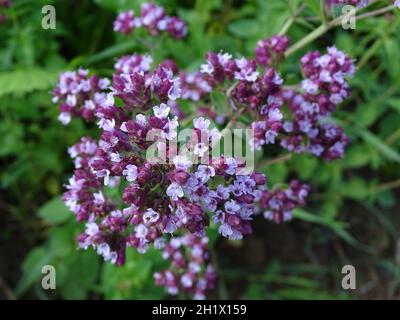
(385, 128, 400, 145)
(285, 2, 395, 58)
(356, 4, 396, 21)
(278, 4, 306, 35)
(371, 179, 400, 194)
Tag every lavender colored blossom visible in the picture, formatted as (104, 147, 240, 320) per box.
(114, 54, 153, 74)
(52, 68, 111, 124)
(179, 72, 212, 101)
(154, 235, 216, 299)
(260, 180, 310, 224)
(113, 10, 136, 34)
(278, 46, 354, 160)
(255, 35, 290, 67)
(114, 3, 187, 39)
(55, 14, 327, 299)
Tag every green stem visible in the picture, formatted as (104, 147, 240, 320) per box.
(371, 179, 400, 194)
(278, 4, 306, 36)
(278, 16, 295, 36)
(356, 4, 396, 21)
(385, 128, 400, 145)
(320, 0, 328, 25)
(357, 16, 400, 69)
(285, 2, 395, 58)
(285, 23, 328, 57)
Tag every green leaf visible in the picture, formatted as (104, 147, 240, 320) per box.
(353, 127, 400, 163)
(228, 19, 259, 38)
(341, 178, 369, 200)
(0, 68, 59, 97)
(49, 227, 74, 257)
(210, 90, 227, 114)
(387, 98, 400, 114)
(342, 144, 371, 168)
(85, 39, 138, 65)
(304, 0, 322, 19)
(292, 208, 346, 230)
(15, 247, 52, 297)
(59, 250, 100, 299)
(38, 196, 71, 224)
(383, 38, 400, 80)
(101, 249, 165, 299)
(293, 209, 373, 252)
(293, 155, 318, 180)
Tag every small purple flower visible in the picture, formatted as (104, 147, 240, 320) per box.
(114, 3, 187, 39)
(153, 103, 170, 119)
(122, 164, 138, 182)
(166, 182, 184, 201)
(113, 10, 136, 34)
(143, 208, 160, 225)
(195, 165, 215, 183)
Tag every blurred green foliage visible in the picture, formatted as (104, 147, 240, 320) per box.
(1, 0, 400, 299)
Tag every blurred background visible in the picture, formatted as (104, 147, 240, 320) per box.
(1, 0, 400, 300)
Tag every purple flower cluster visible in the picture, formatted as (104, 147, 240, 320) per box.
(154, 235, 216, 300)
(112, 59, 181, 111)
(63, 137, 126, 264)
(199, 51, 286, 151)
(52, 68, 111, 125)
(259, 180, 310, 224)
(55, 56, 287, 297)
(199, 51, 285, 151)
(114, 53, 153, 74)
(53, 15, 322, 298)
(255, 35, 290, 67)
(200, 52, 259, 86)
(114, 3, 187, 39)
(300, 47, 355, 105)
(198, 41, 354, 160)
(179, 72, 212, 101)
(280, 90, 349, 160)
(278, 46, 354, 160)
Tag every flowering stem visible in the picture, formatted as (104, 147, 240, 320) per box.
(284, 2, 395, 58)
(284, 23, 328, 57)
(356, 4, 396, 20)
(278, 4, 305, 35)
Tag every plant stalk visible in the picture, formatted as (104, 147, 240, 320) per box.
(285, 2, 395, 58)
